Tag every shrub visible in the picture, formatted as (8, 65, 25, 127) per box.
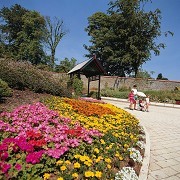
(101, 88, 129, 99)
(0, 58, 71, 97)
(72, 76, 83, 97)
(0, 78, 12, 99)
(144, 90, 180, 103)
(101, 87, 180, 103)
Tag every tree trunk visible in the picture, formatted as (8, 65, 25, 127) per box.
(51, 49, 55, 68)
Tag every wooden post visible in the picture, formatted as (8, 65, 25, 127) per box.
(88, 77, 90, 97)
(97, 75, 101, 100)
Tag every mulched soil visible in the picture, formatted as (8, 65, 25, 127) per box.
(0, 89, 52, 112)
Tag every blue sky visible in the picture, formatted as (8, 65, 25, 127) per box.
(0, 0, 180, 81)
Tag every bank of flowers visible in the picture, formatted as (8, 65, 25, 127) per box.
(0, 97, 144, 179)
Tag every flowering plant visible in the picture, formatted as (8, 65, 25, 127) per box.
(0, 97, 144, 179)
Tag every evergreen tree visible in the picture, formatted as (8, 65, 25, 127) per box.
(0, 4, 45, 64)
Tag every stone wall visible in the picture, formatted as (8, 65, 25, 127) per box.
(81, 75, 180, 91)
(53, 73, 180, 91)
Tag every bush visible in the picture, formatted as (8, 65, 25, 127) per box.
(101, 88, 129, 99)
(0, 58, 71, 97)
(101, 87, 180, 103)
(143, 90, 180, 103)
(0, 78, 12, 99)
(72, 76, 83, 97)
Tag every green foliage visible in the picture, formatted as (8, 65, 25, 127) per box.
(71, 76, 84, 97)
(156, 73, 168, 80)
(85, 0, 172, 77)
(143, 90, 180, 103)
(0, 78, 12, 99)
(101, 86, 180, 103)
(101, 87, 129, 99)
(0, 58, 71, 97)
(0, 4, 45, 64)
(55, 57, 77, 73)
(136, 69, 152, 79)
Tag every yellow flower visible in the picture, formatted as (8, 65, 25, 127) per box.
(43, 173, 50, 180)
(84, 161, 92, 167)
(95, 171, 102, 178)
(107, 164, 111, 169)
(130, 135, 134, 139)
(56, 160, 63, 165)
(94, 148, 100, 154)
(95, 156, 103, 163)
(85, 171, 94, 177)
(72, 173, 78, 178)
(105, 158, 111, 163)
(60, 165, 67, 171)
(65, 160, 71, 165)
(74, 162, 80, 168)
(57, 178, 64, 180)
(124, 144, 129, 148)
(74, 154, 80, 159)
(92, 155, 96, 158)
(100, 139, 105, 144)
(80, 155, 86, 162)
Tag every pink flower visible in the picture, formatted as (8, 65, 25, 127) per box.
(26, 150, 44, 164)
(68, 139, 79, 147)
(0, 144, 8, 151)
(46, 147, 69, 159)
(0, 162, 11, 173)
(0, 151, 9, 161)
(15, 163, 22, 171)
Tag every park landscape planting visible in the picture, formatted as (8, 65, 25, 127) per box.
(0, 94, 145, 179)
(1, 58, 179, 179)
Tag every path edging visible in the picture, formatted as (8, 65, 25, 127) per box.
(138, 124, 150, 180)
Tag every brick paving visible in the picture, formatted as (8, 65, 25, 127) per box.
(102, 98, 180, 180)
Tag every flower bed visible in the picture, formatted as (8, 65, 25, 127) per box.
(0, 97, 145, 179)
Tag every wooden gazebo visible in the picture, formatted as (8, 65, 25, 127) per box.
(67, 57, 106, 99)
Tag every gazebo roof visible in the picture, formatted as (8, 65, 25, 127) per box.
(67, 58, 106, 77)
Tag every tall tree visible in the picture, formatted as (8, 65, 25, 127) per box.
(16, 10, 45, 64)
(0, 4, 45, 64)
(0, 4, 28, 57)
(44, 16, 67, 67)
(85, 0, 173, 77)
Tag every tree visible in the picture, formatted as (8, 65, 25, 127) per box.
(0, 4, 45, 64)
(55, 57, 77, 73)
(85, 0, 173, 77)
(0, 4, 28, 57)
(136, 69, 152, 79)
(157, 73, 168, 80)
(16, 10, 46, 64)
(44, 16, 67, 68)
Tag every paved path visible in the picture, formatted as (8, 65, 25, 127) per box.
(102, 98, 180, 180)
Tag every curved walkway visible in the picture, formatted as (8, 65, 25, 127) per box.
(102, 97, 180, 180)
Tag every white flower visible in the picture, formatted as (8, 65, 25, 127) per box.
(136, 141, 145, 149)
(138, 134, 146, 140)
(115, 167, 138, 180)
(128, 148, 142, 163)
